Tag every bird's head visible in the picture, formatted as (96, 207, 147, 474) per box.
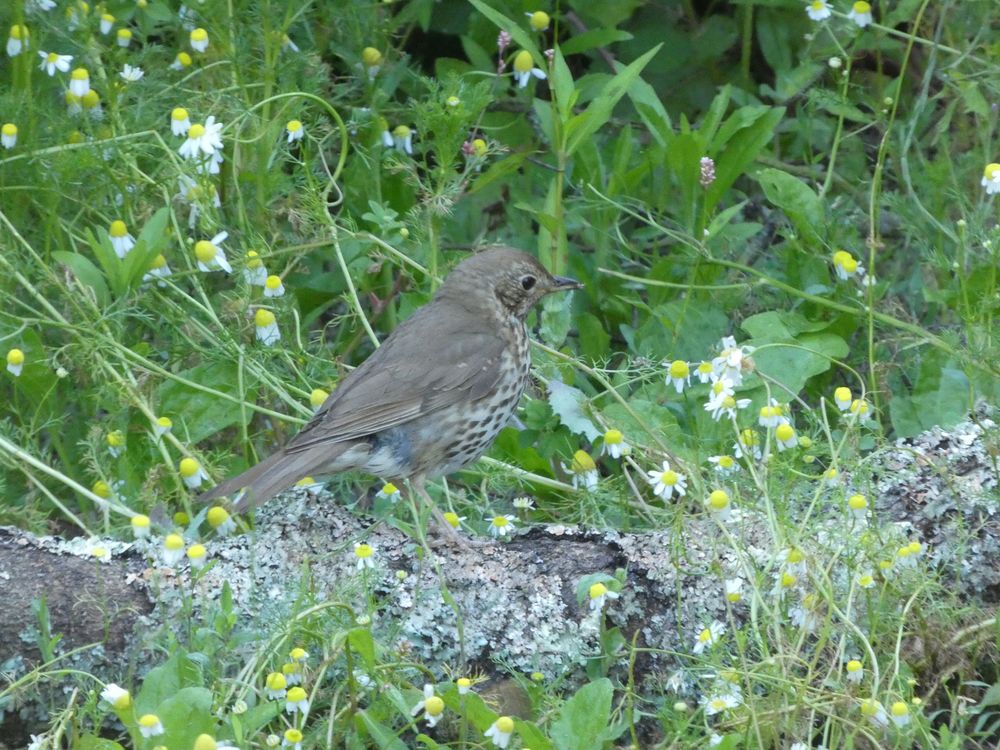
(443, 246, 583, 320)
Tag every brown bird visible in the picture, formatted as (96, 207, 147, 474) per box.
(200, 246, 582, 528)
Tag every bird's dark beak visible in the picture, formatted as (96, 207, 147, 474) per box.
(550, 275, 584, 291)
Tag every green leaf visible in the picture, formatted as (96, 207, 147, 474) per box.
(551, 678, 614, 750)
(756, 167, 824, 246)
(889, 367, 970, 438)
(547, 380, 600, 441)
(52, 251, 109, 306)
(564, 44, 662, 156)
(560, 29, 633, 56)
(157, 686, 216, 750)
(77, 738, 125, 750)
(705, 106, 784, 212)
(348, 626, 377, 669)
(122, 207, 170, 290)
(135, 651, 203, 715)
(355, 710, 408, 750)
(550, 47, 576, 122)
(467, 0, 541, 62)
(577, 312, 611, 361)
(626, 74, 672, 146)
(746, 333, 848, 400)
(157, 361, 256, 444)
(540, 292, 573, 347)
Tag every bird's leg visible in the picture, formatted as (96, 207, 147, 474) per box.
(408, 477, 484, 548)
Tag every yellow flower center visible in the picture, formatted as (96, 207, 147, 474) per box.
(492, 515, 509, 528)
(781, 572, 797, 588)
(287, 687, 307, 702)
(891, 701, 908, 717)
(571, 450, 596, 473)
(178, 457, 200, 478)
(708, 489, 729, 510)
(776, 423, 795, 442)
(6, 348, 24, 365)
(191, 28, 208, 42)
(984, 163, 1000, 180)
(188, 123, 206, 139)
(848, 494, 867, 510)
(92, 480, 111, 498)
(71, 67, 89, 81)
(495, 716, 514, 733)
(172, 107, 189, 121)
(187, 544, 206, 560)
(255, 309, 276, 327)
(443, 511, 460, 528)
(151, 254, 167, 270)
(604, 429, 623, 445)
(284, 729, 303, 743)
(195, 240, 216, 262)
(718, 456, 734, 468)
(425, 696, 444, 715)
(265, 274, 283, 290)
(46, 52, 59, 63)
(132, 514, 150, 528)
(852, 1, 871, 12)
(471, 138, 487, 156)
(513, 50, 534, 73)
(660, 470, 678, 486)
(286, 120, 302, 133)
(361, 47, 382, 66)
(846, 660, 861, 672)
(668, 360, 689, 378)
(109, 220, 127, 237)
(355, 543, 374, 559)
(164, 533, 184, 551)
(207, 506, 230, 528)
(589, 582, 607, 599)
(310, 388, 329, 407)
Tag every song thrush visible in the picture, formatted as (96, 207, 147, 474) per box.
(200, 246, 582, 524)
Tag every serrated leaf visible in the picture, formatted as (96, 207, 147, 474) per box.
(547, 380, 600, 441)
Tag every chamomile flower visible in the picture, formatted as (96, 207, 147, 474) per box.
(286, 119, 303, 143)
(190, 27, 209, 53)
(179, 457, 209, 489)
(443, 511, 465, 529)
(758, 399, 788, 428)
(856, 571, 876, 588)
(392, 125, 413, 155)
(457, 677, 473, 695)
(847, 493, 868, 521)
(144, 254, 173, 283)
(705, 386, 751, 421)
(7, 25, 29, 57)
(170, 51, 192, 70)
(706, 489, 732, 522)
(101, 684, 132, 710)
(588, 581, 619, 611)
(665, 359, 691, 393)
(410, 684, 445, 728)
(734, 428, 761, 460)
(282, 729, 302, 750)
(0, 127, 15, 153)
(152, 416, 172, 437)
(484, 716, 515, 748)
(446, 95, 460, 107)
(526, 11, 550, 31)
(488, 514, 516, 537)
(281, 34, 300, 53)
(179, 116, 224, 172)
(694, 360, 714, 383)
(243, 250, 267, 285)
(832, 250, 864, 280)
(712, 336, 754, 386)
(512, 496, 534, 511)
(207, 506, 236, 535)
(646, 460, 688, 500)
(708, 454, 739, 476)
(38, 50, 71, 75)
(107, 430, 125, 457)
(982, 164, 1000, 195)
(264, 274, 285, 297)
(82, 90, 102, 119)
(194, 232, 231, 273)
(847, 0, 873, 27)
(294, 476, 323, 492)
(119, 63, 143, 81)
(70, 67, 90, 97)
(99, 13, 114, 34)
(512, 50, 546, 88)
(361, 46, 382, 77)
(834, 386, 852, 410)
(724, 578, 744, 603)
(265, 672, 288, 699)
(890, 701, 911, 727)
(290, 647, 309, 663)
(774, 423, 798, 451)
(353, 542, 376, 570)
(131, 514, 151, 538)
(162, 533, 185, 565)
(310, 388, 329, 409)
(693, 620, 725, 653)
(848, 398, 872, 423)
(282, 662, 303, 686)
(805, 0, 831, 20)
(284, 686, 309, 715)
(376, 482, 400, 501)
(108, 220, 135, 258)
(187, 543, 208, 569)
(255, 309, 280, 346)
(567, 450, 598, 490)
(601, 428, 629, 458)
(845, 659, 864, 683)
(6, 348, 24, 376)
(116, 29, 133, 48)
(28, 0, 57, 11)
(702, 691, 740, 715)
(379, 119, 393, 148)
(860, 698, 888, 727)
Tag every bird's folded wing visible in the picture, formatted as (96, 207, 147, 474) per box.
(285, 309, 508, 453)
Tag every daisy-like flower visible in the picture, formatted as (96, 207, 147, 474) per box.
(758, 399, 788, 428)
(162, 533, 185, 566)
(170, 107, 190, 137)
(847, 493, 868, 521)
(705, 388, 751, 422)
(890, 700, 911, 727)
(782, 547, 808, 576)
(376, 482, 400, 502)
(488, 514, 516, 537)
(724, 578, 743, 603)
(734, 428, 761, 460)
(693, 620, 725, 654)
(860, 698, 888, 727)
(848, 398, 872, 423)
(294, 476, 324, 492)
(65, 91, 83, 116)
(190, 27, 209, 53)
(290, 647, 309, 663)
(706, 489, 732, 522)
(131, 514, 151, 538)
(194, 232, 231, 273)
(153, 416, 172, 436)
(101, 684, 131, 710)
(527, 10, 550, 31)
(845, 659, 864, 684)
(982, 163, 1000, 195)
(255, 309, 281, 346)
(708, 454, 739, 476)
(92, 480, 114, 500)
(392, 125, 414, 155)
(857, 571, 876, 588)
(379, 118, 394, 148)
(512, 50, 546, 88)
(192, 735, 237, 750)
(832, 250, 864, 280)
(712, 336, 754, 386)
(264, 274, 285, 297)
(567, 450, 599, 490)
(282, 661, 303, 686)
(805, 0, 831, 20)
(107, 430, 125, 457)
(170, 51, 193, 70)
(108, 220, 135, 258)
(446, 95, 460, 107)
(243, 250, 268, 285)
(28, 0, 57, 11)
(601, 428, 629, 458)
(834, 386, 852, 411)
(119, 63, 143, 81)
(286, 120, 304, 143)
(179, 116, 224, 170)
(144, 254, 173, 284)
(457, 677, 472, 695)
(646, 460, 688, 500)
(116, 28, 133, 48)
(70, 67, 90, 97)
(265, 672, 287, 699)
(282, 728, 302, 750)
(310, 388, 329, 410)
(774, 423, 798, 451)
(99, 13, 115, 34)
(512, 496, 534, 512)
(353, 542, 376, 570)
(848, 0, 873, 27)
(410, 684, 446, 727)
(361, 46, 382, 77)
(6, 348, 24, 376)
(702, 691, 741, 715)
(694, 360, 714, 383)
(207, 506, 236, 535)
(88, 541, 111, 562)
(895, 540, 924, 568)
(38, 50, 71, 75)
(665, 360, 690, 393)
(281, 34, 300, 53)
(284, 686, 309, 715)
(82, 90, 102, 119)
(179, 457, 209, 489)
(484, 716, 515, 748)
(138, 713, 164, 736)
(7, 25, 29, 57)
(588, 581, 619, 611)
(443, 511, 465, 529)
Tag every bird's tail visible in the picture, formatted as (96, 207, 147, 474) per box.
(199, 447, 321, 513)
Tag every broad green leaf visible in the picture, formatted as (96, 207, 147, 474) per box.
(889, 367, 970, 438)
(135, 651, 203, 715)
(747, 333, 849, 400)
(122, 207, 171, 290)
(551, 678, 613, 750)
(52, 250, 109, 305)
(547, 380, 600, 440)
(705, 106, 784, 212)
(698, 84, 732, 145)
(560, 29, 633, 56)
(741, 311, 828, 340)
(348, 626, 377, 668)
(551, 47, 576, 122)
(540, 292, 573, 348)
(157, 361, 256, 444)
(157, 686, 215, 750)
(626, 74, 672, 146)
(565, 44, 662, 155)
(355, 710, 407, 750)
(577, 312, 611, 361)
(756, 168, 825, 246)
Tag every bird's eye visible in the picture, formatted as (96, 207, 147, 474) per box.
(520, 275, 537, 291)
